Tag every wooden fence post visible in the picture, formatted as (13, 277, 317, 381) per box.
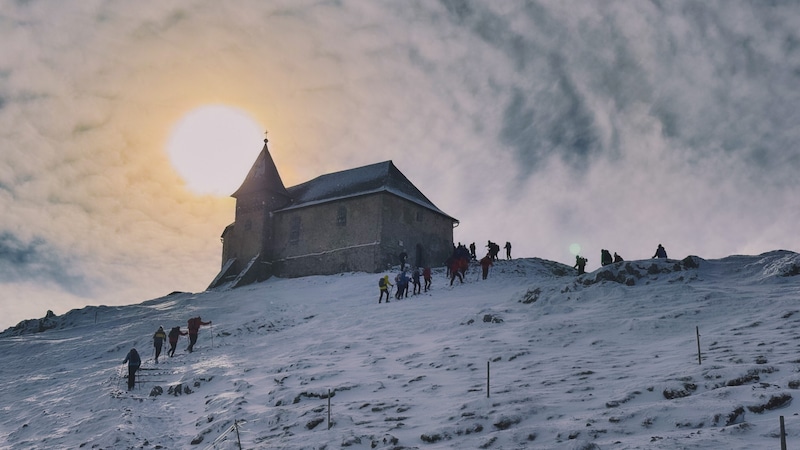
(780, 415, 787, 450)
(696, 326, 702, 365)
(487, 360, 490, 398)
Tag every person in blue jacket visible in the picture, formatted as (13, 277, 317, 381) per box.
(122, 348, 141, 391)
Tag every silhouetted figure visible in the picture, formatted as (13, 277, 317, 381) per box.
(411, 267, 422, 295)
(653, 244, 667, 259)
(487, 241, 500, 261)
(504, 242, 512, 260)
(613, 252, 624, 263)
(574, 255, 588, 275)
(469, 242, 477, 260)
(601, 249, 613, 266)
(122, 348, 141, 391)
(399, 251, 408, 269)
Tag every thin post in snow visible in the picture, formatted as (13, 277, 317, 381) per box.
(328, 389, 332, 430)
(780, 416, 787, 450)
(234, 419, 242, 450)
(487, 360, 490, 398)
(696, 326, 702, 365)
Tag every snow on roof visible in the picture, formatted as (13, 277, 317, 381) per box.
(276, 161, 456, 221)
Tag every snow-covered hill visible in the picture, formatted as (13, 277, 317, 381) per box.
(2, 251, 800, 449)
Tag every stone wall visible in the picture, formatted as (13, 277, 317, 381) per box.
(271, 194, 384, 276)
(270, 192, 454, 277)
(377, 194, 454, 270)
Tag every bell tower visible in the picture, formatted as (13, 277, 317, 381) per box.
(216, 133, 291, 285)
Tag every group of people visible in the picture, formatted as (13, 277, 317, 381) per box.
(574, 244, 669, 276)
(380, 239, 516, 302)
(121, 316, 211, 391)
(484, 241, 512, 261)
(600, 249, 624, 266)
(464, 241, 512, 262)
(378, 266, 433, 303)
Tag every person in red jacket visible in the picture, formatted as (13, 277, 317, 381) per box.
(480, 254, 493, 280)
(186, 317, 211, 353)
(449, 258, 464, 286)
(167, 326, 187, 357)
(423, 267, 432, 292)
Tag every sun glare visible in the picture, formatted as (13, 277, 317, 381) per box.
(167, 105, 264, 196)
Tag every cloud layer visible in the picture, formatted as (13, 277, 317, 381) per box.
(1, 0, 798, 328)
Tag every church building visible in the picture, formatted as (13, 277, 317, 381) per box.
(209, 138, 458, 288)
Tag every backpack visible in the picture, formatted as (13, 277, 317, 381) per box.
(378, 277, 386, 288)
(188, 317, 200, 329)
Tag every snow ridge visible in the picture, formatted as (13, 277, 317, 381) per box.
(2, 252, 800, 449)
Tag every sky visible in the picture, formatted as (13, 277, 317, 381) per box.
(2, 0, 800, 329)
(2, 254, 800, 448)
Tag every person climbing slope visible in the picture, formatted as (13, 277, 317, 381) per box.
(186, 317, 211, 353)
(167, 326, 187, 357)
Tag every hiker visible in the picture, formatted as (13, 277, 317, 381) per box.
(469, 242, 477, 260)
(449, 257, 464, 285)
(395, 271, 410, 299)
(613, 252, 624, 263)
(153, 326, 167, 364)
(399, 251, 408, 270)
(411, 267, 422, 295)
(487, 241, 500, 261)
(186, 317, 211, 353)
(504, 242, 512, 260)
(423, 267, 432, 292)
(122, 347, 141, 391)
(574, 255, 588, 275)
(167, 326, 187, 357)
(601, 249, 613, 266)
(653, 244, 668, 259)
(480, 254, 493, 280)
(379, 275, 393, 303)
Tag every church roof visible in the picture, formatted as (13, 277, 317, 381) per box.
(231, 140, 290, 199)
(276, 161, 456, 221)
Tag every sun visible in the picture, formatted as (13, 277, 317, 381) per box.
(166, 105, 265, 196)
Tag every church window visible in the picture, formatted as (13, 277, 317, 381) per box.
(337, 206, 347, 226)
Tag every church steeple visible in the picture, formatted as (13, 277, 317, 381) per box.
(231, 133, 290, 199)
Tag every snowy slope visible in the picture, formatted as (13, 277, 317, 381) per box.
(2, 251, 800, 449)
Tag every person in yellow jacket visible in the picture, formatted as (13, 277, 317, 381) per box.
(378, 275, 393, 304)
(153, 326, 167, 364)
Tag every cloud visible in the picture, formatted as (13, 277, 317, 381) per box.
(0, 232, 90, 295)
(0, 0, 798, 329)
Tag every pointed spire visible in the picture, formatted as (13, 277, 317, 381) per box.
(231, 132, 290, 199)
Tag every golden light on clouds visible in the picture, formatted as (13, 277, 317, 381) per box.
(166, 105, 264, 196)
